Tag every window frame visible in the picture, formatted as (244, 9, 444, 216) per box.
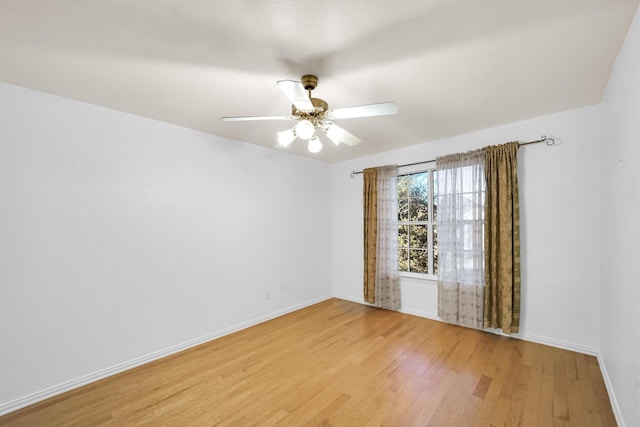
(397, 168, 438, 281)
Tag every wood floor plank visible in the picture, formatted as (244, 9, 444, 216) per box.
(521, 342, 544, 426)
(553, 347, 571, 426)
(0, 298, 618, 426)
(472, 337, 516, 426)
(505, 363, 532, 426)
(588, 357, 619, 427)
(575, 353, 605, 427)
(538, 344, 557, 426)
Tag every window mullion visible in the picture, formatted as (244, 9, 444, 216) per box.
(428, 170, 434, 275)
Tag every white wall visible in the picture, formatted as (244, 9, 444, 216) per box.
(2, 13, 638, 420)
(0, 81, 332, 411)
(600, 5, 640, 427)
(331, 104, 602, 354)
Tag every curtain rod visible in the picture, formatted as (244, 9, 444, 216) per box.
(349, 135, 555, 178)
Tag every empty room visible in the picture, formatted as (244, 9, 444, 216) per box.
(1, 1, 639, 426)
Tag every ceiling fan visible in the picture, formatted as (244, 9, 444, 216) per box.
(220, 74, 399, 153)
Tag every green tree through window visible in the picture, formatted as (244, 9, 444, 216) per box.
(398, 170, 438, 275)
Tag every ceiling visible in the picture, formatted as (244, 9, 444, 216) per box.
(1, 1, 638, 163)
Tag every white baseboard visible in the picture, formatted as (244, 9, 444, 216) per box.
(0, 294, 332, 417)
(333, 293, 368, 306)
(333, 293, 441, 322)
(398, 306, 440, 321)
(334, 294, 598, 355)
(508, 331, 599, 356)
(597, 353, 626, 427)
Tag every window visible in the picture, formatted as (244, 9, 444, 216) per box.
(397, 170, 438, 276)
(438, 161, 486, 280)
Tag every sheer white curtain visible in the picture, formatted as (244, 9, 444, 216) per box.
(436, 149, 485, 329)
(375, 165, 400, 310)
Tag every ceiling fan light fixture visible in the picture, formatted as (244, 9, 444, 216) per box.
(294, 119, 315, 140)
(223, 74, 398, 154)
(276, 128, 296, 148)
(307, 136, 323, 153)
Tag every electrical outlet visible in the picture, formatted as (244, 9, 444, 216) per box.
(264, 289, 270, 300)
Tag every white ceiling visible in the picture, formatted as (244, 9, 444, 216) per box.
(1, 1, 638, 163)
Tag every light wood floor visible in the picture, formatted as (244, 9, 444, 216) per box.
(1, 298, 616, 426)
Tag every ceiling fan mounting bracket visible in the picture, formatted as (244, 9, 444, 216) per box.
(301, 74, 318, 91)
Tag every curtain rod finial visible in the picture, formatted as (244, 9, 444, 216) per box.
(540, 135, 556, 146)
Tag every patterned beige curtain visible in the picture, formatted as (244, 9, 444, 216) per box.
(375, 166, 400, 310)
(484, 142, 521, 334)
(436, 149, 486, 329)
(363, 168, 378, 304)
(363, 166, 400, 310)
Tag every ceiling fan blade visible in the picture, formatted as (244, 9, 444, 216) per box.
(328, 102, 399, 119)
(220, 115, 295, 122)
(325, 122, 362, 146)
(277, 79, 315, 112)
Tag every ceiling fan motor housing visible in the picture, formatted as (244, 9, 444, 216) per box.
(292, 97, 328, 115)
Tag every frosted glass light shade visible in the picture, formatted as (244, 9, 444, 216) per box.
(307, 136, 323, 153)
(294, 120, 315, 140)
(276, 128, 296, 148)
